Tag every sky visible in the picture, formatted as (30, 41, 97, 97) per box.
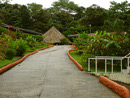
(10, 0, 128, 9)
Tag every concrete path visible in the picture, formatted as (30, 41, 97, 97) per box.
(0, 46, 120, 98)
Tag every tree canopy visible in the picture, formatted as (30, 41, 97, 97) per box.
(0, 0, 130, 36)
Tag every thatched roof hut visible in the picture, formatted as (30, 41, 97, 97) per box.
(43, 26, 70, 44)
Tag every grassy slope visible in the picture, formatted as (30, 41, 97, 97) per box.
(0, 45, 50, 68)
(69, 51, 121, 72)
(0, 57, 21, 68)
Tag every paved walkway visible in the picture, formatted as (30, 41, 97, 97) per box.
(0, 46, 120, 98)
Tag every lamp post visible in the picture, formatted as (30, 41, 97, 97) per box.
(89, 24, 91, 33)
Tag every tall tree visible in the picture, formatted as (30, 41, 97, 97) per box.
(27, 3, 51, 33)
(15, 5, 30, 29)
(105, 1, 130, 32)
(81, 4, 107, 32)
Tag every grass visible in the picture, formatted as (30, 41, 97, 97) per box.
(0, 44, 51, 68)
(0, 50, 32, 68)
(69, 51, 121, 72)
(69, 51, 87, 71)
(0, 57, 21, 68)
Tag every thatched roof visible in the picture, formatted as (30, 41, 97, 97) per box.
(43, 26, 68, 43)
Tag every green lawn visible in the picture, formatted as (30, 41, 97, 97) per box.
(69, 51, 87, 71)
(0, 51, 32, 68)
(0, 49, 37, 68)
(0, 45, 51, 68)
(0, 57, 21, 68)
(69, 51, 121, 72)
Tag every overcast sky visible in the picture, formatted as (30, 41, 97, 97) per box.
(10, 0, 128, 9)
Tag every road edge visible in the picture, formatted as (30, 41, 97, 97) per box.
(0, 45, 54, 74)
(67, 45, 83, 71)
(99, 76, 130, 98)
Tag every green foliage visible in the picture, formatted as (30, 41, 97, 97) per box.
(74, 31, 130, 69)
(1, 0, 130, 35)
(60, 38, 70, 45)
(5, 48, 16, 60)
(0, 0, 130, 36)
(63, 25, 87, 36)
(7, 39, 17, 49)
(0, 57, 21, 68)
(33, 35, 44, 42)
(0, 26, 51, 62)
(16, 38, 27, 56)
(25, 35, 36, 48)
(0, 26, 8, 35)
(78, 32, 88, 39)
(13, 29, 44, 42)
(13, 29, 23, 39)
(0, 19, 2, 25)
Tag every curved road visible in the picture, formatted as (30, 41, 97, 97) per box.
(0, 46, 120, 98)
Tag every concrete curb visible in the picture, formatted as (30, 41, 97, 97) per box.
(67, 45, 83, 71)
(99, 76, 130, 98)
(0, 45, 54, 74)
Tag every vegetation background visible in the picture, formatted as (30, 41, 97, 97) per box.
(0, 0, 130, 35)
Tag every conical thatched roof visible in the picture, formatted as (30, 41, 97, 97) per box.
(43, 26, 68, 43)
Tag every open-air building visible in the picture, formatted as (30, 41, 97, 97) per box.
(43, 26, 71, 44)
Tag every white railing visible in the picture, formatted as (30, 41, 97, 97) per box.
(88, 53, 130, 73)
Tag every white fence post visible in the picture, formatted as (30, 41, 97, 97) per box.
(95, 57, 97, 73)
(87, 53, 130, 73)
(88, 58, 90, 72)
(128, 58, 129, 73)
(121, 60, 122, 73)
(112, 57, 113, 73)
(105, 59, 107, 73)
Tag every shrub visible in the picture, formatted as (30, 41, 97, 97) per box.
(32, 35, 44, 42)
(25, 35, 37, 48)
(13, 29, 23, 39)
(13, 30, 44, 42)
(7, 38, 17, 49)
(74, 31, 130, 69)
(0, 26, 8, 35)
(1, 37, 16, 60)
(0, 19, 2, 26)
(16, 38, 27, 56)
(0, 52, 5, 60)
(5, 48, 16, 60)
(60, 38, 70, 45)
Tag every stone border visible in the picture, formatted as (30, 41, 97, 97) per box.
(99, 76, 130, 98)
(0, 45, 54, 74)
(67, 45, 83, 71)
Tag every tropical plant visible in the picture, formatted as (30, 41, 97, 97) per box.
(0, 26, 8, 35)
(5, 48, 16, 60)
(16, 38, 27, 56)
(60, 38, 70, 45)
(25, 35, 37, 48)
